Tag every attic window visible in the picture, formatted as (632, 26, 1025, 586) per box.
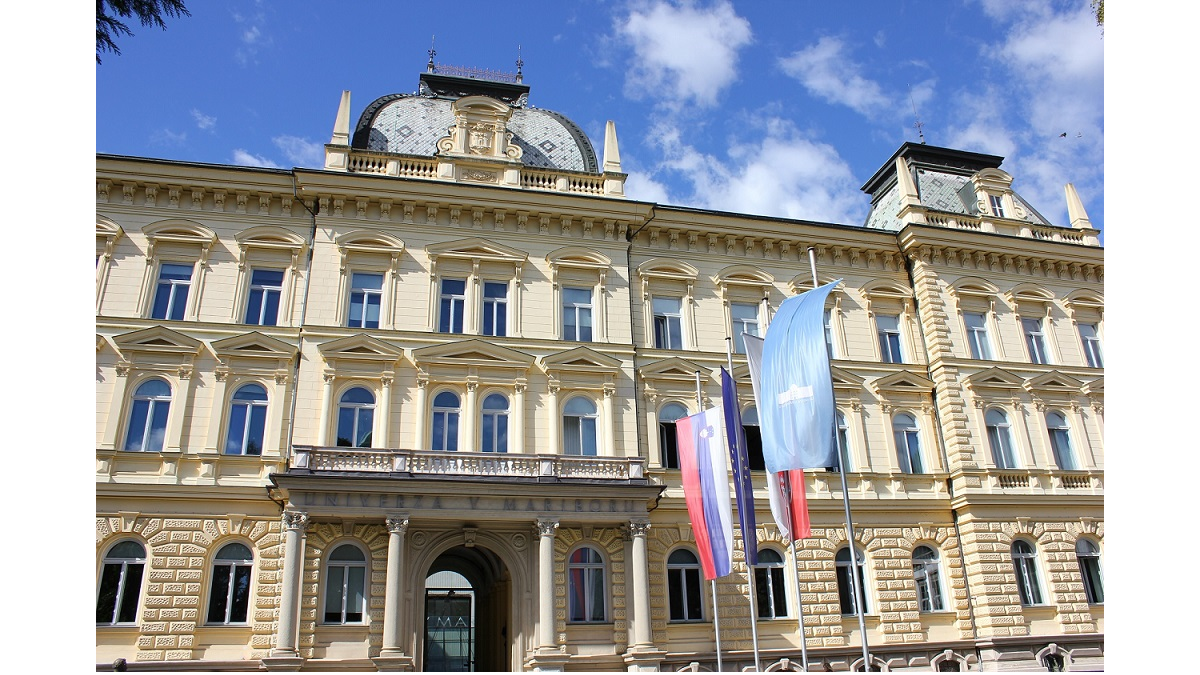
(989, 195, 1005, 218)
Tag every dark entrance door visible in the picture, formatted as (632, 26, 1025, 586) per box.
(424, 590, 474, 671)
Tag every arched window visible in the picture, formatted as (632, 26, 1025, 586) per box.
(836, 546, 868, 615)
(658, 403, 688, 468)
(567, 546, 606, 622)
(563, 397, 598, 456)
(480, 393, 509, 453)
(1046, 411, 1077, 470)
(985, 409, 1019, 469)
(432, 391, 461, 451)
(667, 548, 703, 621)
(207, 543, 253, 624)
(755, 549, 788, 619)
(1076, 539, 1103, 604)
(324, 544, 367, 624)
(124, 378, 171, 452)
(893, 413, 925, 473)
(224, 384, 268, 455)
(912, 546, 945, 612)
(97, 540, 146, 625)
(1011, 540, 1043, 606)
(828, 410, 852, 472)
(336, 387, 375, 448)
(743, 406, 765, 471)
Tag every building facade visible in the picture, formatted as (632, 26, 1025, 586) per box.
(96, 68, 1104, 672)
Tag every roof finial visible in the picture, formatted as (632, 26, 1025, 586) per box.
(909, 85, 926, 144)
(516, 44, 524, 83)
(427, 35, 437, 73)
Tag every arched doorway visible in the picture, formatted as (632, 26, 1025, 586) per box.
(423, 545, 511, 672)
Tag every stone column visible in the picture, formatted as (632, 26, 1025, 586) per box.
(628, 520, 652, 647)
(378, 375, 393, 449)
(536, 518, 559, 649)
(413, 376, 428, 450)
(513, 383, 526, 453)
(547, 384, 560, 454)
(317, 373, 334, 445)
(464, 380, 479, 452)
(382, 515, 409, 653)
(266, 510, 308, 669)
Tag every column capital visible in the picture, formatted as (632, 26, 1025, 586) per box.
(281, 510, 309, 532)
(535, 518, 559, 537)
(628, 519, 651, 537)
(385, 514, 410, 535)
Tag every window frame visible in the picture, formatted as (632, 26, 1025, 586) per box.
(892, 412, 925, 474)
(431, 390, 462, 452)
(561, 286, 595, 342)
(123, 377, 172, 453)
(1011, 540, 1044, 606)
(347, 270, 385, 330)
(1022, 316, 1051, 365)
(985, 408, 1020, 469)
(206, 542, 254, 625)
(322, 542, 369, 625)
(876, 313, 904, 364)
(1075, 539, 1104, 605)
(480, 392, 510, 453)
(97, 540, 147, 626)
(730, 301, 761, 355)
(224, 382, 269, 456)
(244, 267, 286, 326)
(150, 261, 195, 321)
(139, 220, 216, 322)
(742, 405, 765, 471)
(1078, 322, 1103, 368)
(567, 545, 608, 623)
(562, 395, 599, 456)
(428, 238, 528, 337)
(666, 547, 705, 622)
(657, 402, 689, 469)
(912, 545, 946, 613)
(437, 277, 468, 334)
(963, 311, 994, 360)
(828, 409, 852, 473)
(1045, 410, 1078, 470)
(835, 545, 869, 615)
(651, 295, 685, 350)
(754, 548, 789, 619)
(480, 280, 509, 337)
(637, 259, 699, 351)
(335, 385, 376, 448)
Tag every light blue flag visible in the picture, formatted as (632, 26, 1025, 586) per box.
(759, 280, 841, 473)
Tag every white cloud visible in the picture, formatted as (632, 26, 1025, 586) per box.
(272, 135, 324, 167)
(625, 170, 673, 204)
(648, 118, 864, 224)
(150, 128, 187, 146)
(232, 6, 273, 66)
(232, 149, 278, 168)
(614, 0, 753, 108)
(191, 109, 216, 131)
(779, 36, 890, 118)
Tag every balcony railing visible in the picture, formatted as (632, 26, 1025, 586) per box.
(289, 446, 646, 482)
(957, 468, 1103, 495)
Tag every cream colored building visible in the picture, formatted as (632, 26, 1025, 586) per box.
(96, 66, 1103, 672)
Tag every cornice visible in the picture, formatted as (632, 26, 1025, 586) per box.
(901, 240, 1103, 285)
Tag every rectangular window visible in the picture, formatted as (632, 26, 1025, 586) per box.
(1079, 323, 1103, 368)
(876, 314, 903, 363)
(731, 302, 759, 354)
(990, 194, 1006, 217)
(244, 268, 284, 326)
(652, 297, 683, 349)
(481, 281, 508, 337)
(347, 272, 383, 329)
(823, 308, 835, 359)
(1023, 317, 1050, 364)
(438, 278, 466, 333)
(151, 263, 192, 320)
(963, 312, 993, 360)
(562, 287, 593, 341)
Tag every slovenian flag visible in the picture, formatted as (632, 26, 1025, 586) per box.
(677, 406, 734, 580)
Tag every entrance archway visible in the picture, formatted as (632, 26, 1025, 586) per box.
(423, 545, 511, 672)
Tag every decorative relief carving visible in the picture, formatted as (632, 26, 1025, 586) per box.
(462, 170, 497, 184)
(473, 209, 485, 228)
(236, 192, 248, 214)
(536, 518, 560, 538)
(411, 531, 428, 548)
(259, 194, 272, 214)
(583, 218, 593, 237)
(281, 511, 309, 531)
(629, 520, 651, 537)
(539, 215, 551, 235)
(449, 206, 461, 225)
(512, 532, 528, 551)
(122, 183, 135, 204)
(356, 199, 368, 219)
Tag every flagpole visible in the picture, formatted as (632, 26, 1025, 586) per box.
(809, 247, 872, 671)
(781, 474, 811, 671)
(760, 295, 813, 672)
(697, 370, 723, 673)
(727, 340, 762, 673)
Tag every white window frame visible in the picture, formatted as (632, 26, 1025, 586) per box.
(347, 271, 385, 330)
(567, 545, 608, 623)
(876, 313, 904, 364)
(835, 546, 869, 615)
(1011, 540, 1044, 606)
(322, 543, 368, 624)
(989, 193, 1006, 218)
(1022, 316, 1051, 365)
(244, 268, 286, 326)
(657, 402, 689, 469)
(637, 259, 699, 350)
(139, 221, 215, 322)
(985, 408, 1020, 469)
(480, 280, 509, 337)
(652, 296, 685, 350)
(893, 412, 925, 474)
(666, 548, 704, 622)
(1045, 410, 1078, 470)
(224, 382, 269, 456)
(548, 247, 610, 342)
(730, 301, 761, 354)
(754, 548, 789, 619)
(123, 377, 172, 452)
(561, 286, 595, 342)
(431, 390, 462, 452)
(480, 392, 509, 453)
(97, 540, 147, 626)
(206, 542, 254, 625)
(563, 396, 599, 456)
(335, 386, 376, 448)
(150, 261, 195, 321)
(1079, 323, 1103, 368)
(963, 311, 994, 360)
(233, 226, 306, 327)
(912, 545, 946, 613)
(1076, 539, 1104, 604)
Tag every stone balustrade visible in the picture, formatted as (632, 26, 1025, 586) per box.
(289, 445, 646, 482)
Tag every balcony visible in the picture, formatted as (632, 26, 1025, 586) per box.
(952, 468, 1103, 497)
(288, 445, 650, 484)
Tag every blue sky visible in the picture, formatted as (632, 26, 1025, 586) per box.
(95, 0, 1104, 231)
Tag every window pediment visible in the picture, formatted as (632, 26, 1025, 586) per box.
(862, 279, 911, 300)
(871, 371, 935, 397)
(335, 230, 405, 261)
(948, 277, 1000, 299)
(1024, 370, 1084, 395)
(236, 226, 307, 267)
(211, 332, 297, 361)
(716, 265, 774, 287)
(427, 237, 528, 265)
(412, 339, 535, 372)
(637, 258, 699, 281)
(964, 367, 1025, 392)
(113, 326, 204, 358)
(1082, 377, 1103, 397)
(97, 215, 123, 240)
(1005, 284, 1055, 313)
(143, 219, 217, 260)
(546, 246, 612, 270)
(541, 346, 622, 376)
(638, 357, 710, 386)
(830, 366, 866, 393)
(318, 334, 404, 366)
(788, 275, 844, 296)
